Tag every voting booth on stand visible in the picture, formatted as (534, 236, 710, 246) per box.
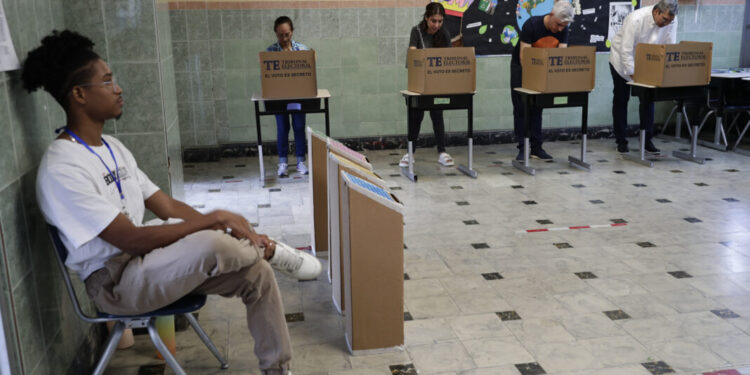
(327, 153, 384, 314)
(340, 172, 404, 354)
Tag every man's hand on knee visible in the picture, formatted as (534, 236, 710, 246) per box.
(208, 210, 276, 258)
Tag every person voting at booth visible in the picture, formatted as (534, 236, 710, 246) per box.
(510, 0, 575, 161)
(24, 30, 323, 375)
(268, 16, 311, 177)
(399, 2, 456, 168)
(609, 0, 678, 154)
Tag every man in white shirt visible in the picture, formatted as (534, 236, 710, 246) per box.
(609, 0, 678, 153)
(23, 30, 322, 375)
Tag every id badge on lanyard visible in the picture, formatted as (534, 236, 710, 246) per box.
(61, 127, 134, 223)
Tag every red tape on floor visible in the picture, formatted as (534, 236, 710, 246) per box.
(519, 223, 627, 234)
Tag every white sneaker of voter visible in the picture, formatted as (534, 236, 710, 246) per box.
(399, 153, 410, 168)
(277, 162, 288, 177)
(438, 152, 454, 167)
(268, 240, 322, 280)
(296, 161, 309, 175)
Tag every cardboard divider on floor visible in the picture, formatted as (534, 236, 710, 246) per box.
(328, 153, 385, 314)
(307, 127, 328, 256)
(340, 171, 403, 353)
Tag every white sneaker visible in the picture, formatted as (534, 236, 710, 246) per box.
(399, 153, 410, 168)
(438, 152, 454, 166)
(296, 161, 308, 175)
(268, 240, 322, 280)
(277, 163, 288, 177)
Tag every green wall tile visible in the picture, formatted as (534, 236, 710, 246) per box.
(191, 70, 214, 101)
(178, 101, 194, 131)
(195, 130, 217, 146)
(103, 0, 157, 62)
(214, 100, 229, 127)
(0, 82, 18, 187)
(320, 9, 340, 39)
(224, 40, 247, 69)
(193, 100, 216, 130)
(377, 8, 396, 37)
(188, 40, 212, 72)
(339, 9, 359, 38)
(210, 42, 225, 70)
(212, 71, 227, 100)
(117, 133, 169, 192)
(316, 40, 342, 68)
(187, 10, 210, 41)
(359, 9, 378, 37)
(12, 274, 44, 374)
(9, 91, 51, 174)
(298, 10, 322, 39)
(378, 37, 396, 65)
(112, 62, 164, 134)
(242, 10, 263, 40)
(170, 10, 187, 42)
(167, 122, 184, 200)
(222, 10, 244, 40)
(357, 38, 378, 66)
(208, 11, 223, 40)
(225, 70, 248, 99)
(0, 181, 31, 288)
(173, 41, 190, 72)
(227, 99, 253, 127)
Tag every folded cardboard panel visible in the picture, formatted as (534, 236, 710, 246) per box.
(259, 50, 317, 99)
(328, 154, 385, 314)
(407, 47, 476, 94)
(308, 128, 328, 255)
(341, 172, 404, 352)
(634, 41, 712, 87)
(522, 46, 596, 93)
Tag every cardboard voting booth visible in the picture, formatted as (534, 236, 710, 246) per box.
(634, 42, 712, 87)
(307, 127, 328, 255)
(328, 153, 385, 314)
(407, 47, 476, 94)
(340, 172, 404, 353)
(259, 50, 317, 99)
(521, 46, 596, 93)
(326, 139, 372, 281)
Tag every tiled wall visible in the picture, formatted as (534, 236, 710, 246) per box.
(0, 0, 180, 373)
(171, 1, 745, 150)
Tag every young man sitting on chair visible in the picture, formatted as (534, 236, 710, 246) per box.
(23, 30, 321, 375)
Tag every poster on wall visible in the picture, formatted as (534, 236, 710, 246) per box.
(434, 0, 638, 56)
(0, 0, 19, 72)
(607, 1, 634, 45)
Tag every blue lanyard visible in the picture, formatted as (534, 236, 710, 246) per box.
(63, 128, 125, 200)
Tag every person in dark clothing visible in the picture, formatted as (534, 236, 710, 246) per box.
(400, 2, 456, 168)
(510, 0, 575, 161)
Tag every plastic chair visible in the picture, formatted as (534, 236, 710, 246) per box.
(47, 225, 229, 375)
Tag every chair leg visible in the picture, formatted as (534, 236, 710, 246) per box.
(697, 110, 715, 134)
(147, 318, 188, 375)
(733, 115, 750, 151)
(92, 321, 126, 375)
(184, 312, 230, 369)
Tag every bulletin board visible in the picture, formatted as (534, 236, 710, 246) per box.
(436, 0, 640, 56)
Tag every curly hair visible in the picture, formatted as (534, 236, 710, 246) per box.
(21, 30, 101, 109)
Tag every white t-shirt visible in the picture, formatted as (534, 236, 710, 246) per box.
(609, 5, 678, 81)
(37, 135, 160, 280)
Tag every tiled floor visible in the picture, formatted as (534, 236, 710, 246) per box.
(104, 138, 750, 375)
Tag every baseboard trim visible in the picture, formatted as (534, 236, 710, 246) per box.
(183, 125, 639, 163)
